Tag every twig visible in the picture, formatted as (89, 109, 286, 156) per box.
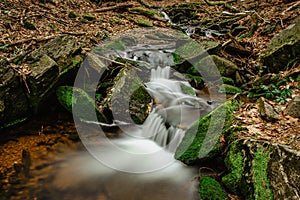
(281, 1, 300, 15)
(95, 2, 135, 12)
(7, 35, 57, 47)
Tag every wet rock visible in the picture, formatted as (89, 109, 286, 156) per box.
(285, 96, 300, 118)
(262, 16, 300, 73)
(258, 97, 279, 122)
(175, 100, 237, 164)
(0, 57, 29, 128)
(222, 138, 300, 200)
(102, 67, 152, 124)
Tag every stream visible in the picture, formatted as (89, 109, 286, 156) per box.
(1, 28, 224, 200)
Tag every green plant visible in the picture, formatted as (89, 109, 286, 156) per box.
(248, 79, 294, 104)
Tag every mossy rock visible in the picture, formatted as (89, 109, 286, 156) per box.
(175, 100, 237, 164)
(218, 84, 242, 94)
(262, 16, 300, 73)
(56, 86, 107, 122)
(102, 67, 152, 124)
(137, 19, 153, 27)
(195, 55, 238, 81)
(222, 139, 274, 200)
(199, 176, 228, 200)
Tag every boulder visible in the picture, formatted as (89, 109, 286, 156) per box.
(285, 96, 300, 118)
(102, 67, 152, 124)
(0, 58, 29, 128)
(199, 176, 228, 200)
(0, 35, 82, 128)
(222, 138, 300, 200)
(175, 100, 237, 164)
(262, 16, 300, 73)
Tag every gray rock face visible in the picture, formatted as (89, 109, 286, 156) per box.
(263, 16, 300, 73)
(258, 97, 279, 122)
(222, 138, 300, 200)
(285, 96, 300, 118)
(0, 58, 29, 127)
(0, 35, 82, 128)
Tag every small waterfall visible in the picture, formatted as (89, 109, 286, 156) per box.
(143, 66, 212, 153)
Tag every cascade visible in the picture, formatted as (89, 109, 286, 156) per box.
(142, 66, 213, 152)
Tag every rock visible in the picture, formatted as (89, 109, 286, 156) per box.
(218, 84, 242, 94)
(222, 138, 300, 200)
(137, 19, 153, 27)
(0, 57, 29, 128)
(262, 16, 300, 73)
(26, 36, 82, 113)
(175, 100, 237, 164)
(285, 96, 300, 118)
(258, 97, 279, 122)
(102, 67, 152, 124)
(195, 55, 238, 81)
(0, 36, 82, 128)
(199, 176, 228, 200)
(56, 86, 108, 123)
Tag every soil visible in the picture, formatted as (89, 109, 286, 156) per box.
(0, 0, 299, 199)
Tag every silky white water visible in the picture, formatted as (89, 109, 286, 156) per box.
(52, 66, 213, 199)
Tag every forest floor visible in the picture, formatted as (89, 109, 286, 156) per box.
(0, 0, 299, 199)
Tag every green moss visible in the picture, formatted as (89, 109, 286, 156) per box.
(83, 13, 96, 21)
(131, 7, 159, 18)
(252, 147, 273, 200)
(175, 40, 206, 60)
(222, 77, 235, 85)
(104, 40, 125, 51)
(130, 85, 151, 124)
(180, 83, 196, 96)
(222, 141, 245, 194)
(218, 84, 242, 94)
(199, 176, 228, 200)
(56, 86, 107, 122)
(175, 100, 237, 164)
(137, 19, 153, 27)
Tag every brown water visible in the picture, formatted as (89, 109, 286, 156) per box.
(0, 109, 200, 200)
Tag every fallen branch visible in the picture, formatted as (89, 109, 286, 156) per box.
(281, 1, 300, 15)
(7, 35, 57, 47)
(95, 2, 135, 12)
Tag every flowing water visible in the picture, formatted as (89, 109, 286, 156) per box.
(1, 28, 220, 199)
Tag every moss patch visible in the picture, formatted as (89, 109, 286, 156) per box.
(56, 86, 107, 122)
(252, 147, 273, 200)
(222, 140, 245, 194)
(199, 176, 228, 200)
(218, 84, 242, 94)
(137, 19, 153, 27)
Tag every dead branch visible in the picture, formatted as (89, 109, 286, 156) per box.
(95, 2, 135, 12)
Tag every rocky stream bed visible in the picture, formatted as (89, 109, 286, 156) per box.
(1, 0, 300, 199)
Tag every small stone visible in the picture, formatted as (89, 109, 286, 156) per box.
(285, 96, 300, 118)
(258, 97, 279, 122)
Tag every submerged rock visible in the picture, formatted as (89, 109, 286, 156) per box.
(222, 138, 300, 200)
